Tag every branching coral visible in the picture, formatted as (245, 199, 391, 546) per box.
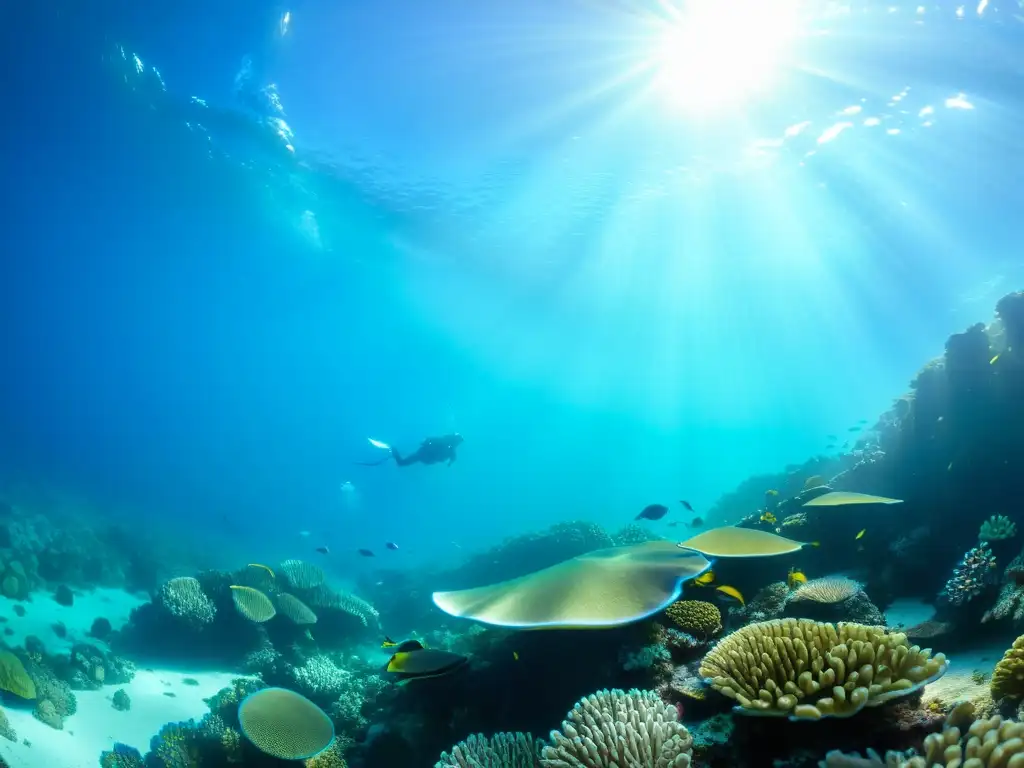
(980, 515, 1018, 543)
(539, 688, 692, 767)
(436, 732, 541, 767)
(699, 619, 948, 721)
(157, 576, 216, 627)
(940, 543, 997, 606)
(664, 601, 722, 637)
(991, 635, 1024, 703)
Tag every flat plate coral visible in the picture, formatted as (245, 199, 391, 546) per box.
(431, 541, 712, 629)
(802, 491, 903, 507)
(677, 527, 805, 558)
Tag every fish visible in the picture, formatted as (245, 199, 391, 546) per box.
(367, 438, 391, 450)
(385, 640, 468, 683)
(848, 426, 861, 432)
(991, 354, 1000, 365)
(715, 585, 745, 606)
(686, 517, 704, 527)
(760, 511, 777, 524)
(680, 500, 694, 512)
(825, 443, 836, 449)
(948, 462, 954, 471)
(385, 542, 399, 551)
(855, 528, 866, 540)
(858, 419, 868, 424)
(636, 504, 669, 521)
(667, 521, 680, 528)
(247, 563, 275, 579)
(315, 546, 330, 555)
(827, 434, 838, 440)
(381, 636, 398, 649)
(513, 651, 519, 661)
(787, 567, 807, 590)
(765, 489, 779, 497)
(692, 570, 715, 586)
(358, 549, 375, 557)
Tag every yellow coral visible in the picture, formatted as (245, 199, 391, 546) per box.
(665, 600, 722, 637)
(991, 635, 1024, 702)
(699, 618, 947, 721)
(238, 687, 334, 760)
(305, 738, 348, 768)
(230, 586, 276, 623)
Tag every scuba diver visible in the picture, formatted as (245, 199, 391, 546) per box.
(357, 434, 464, 467)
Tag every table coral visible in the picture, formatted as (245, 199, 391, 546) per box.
(699, 618, 948, 721)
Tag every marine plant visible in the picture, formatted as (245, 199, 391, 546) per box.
(435, 732, 541, 767)
(699, 618, 948, 720)
(539, 688, 692, 767)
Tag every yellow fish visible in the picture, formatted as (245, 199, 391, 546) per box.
(855, 529, 866, 540)
(692, 570, 716, 586)
(513, 651, 519, 661)
(765, 489, 779, 496)
(990, 354, 1000, 365)
(787, 568, 807, 590)
(381, 636, 398, 649)
(716, 585, 745, 606)
(247, 563, 275, 579)
(760, 511, 777, 524)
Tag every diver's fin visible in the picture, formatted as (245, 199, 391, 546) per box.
(354, 454, 393, 467)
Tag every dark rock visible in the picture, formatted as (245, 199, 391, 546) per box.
(53, 585, 73, 607)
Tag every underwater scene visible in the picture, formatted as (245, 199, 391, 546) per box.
(4, 0, 1024, 766)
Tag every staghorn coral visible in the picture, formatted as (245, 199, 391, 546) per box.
(819, 700, 1021, 768)
(157, 576, 216, 627)
(940, 543, 998, 606)
(699, 618, 948, 720)
(436, 732, 541, 767)
(787, 577, 862, 605)
(289, 655, 356, 701)
(539, 688, 692, 767)
(981, 515, 1018, 543)
(991, 635, 1024, 703)
(664, 601, 722, 637)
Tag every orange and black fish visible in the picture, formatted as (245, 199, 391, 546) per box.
(636, 504, 669, 521)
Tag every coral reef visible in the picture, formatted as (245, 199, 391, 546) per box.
(699, 619, 948, 720)
(991, 636, 1024, 704)
(980, 515, 1018, 543)
(940, 543, 998, 606)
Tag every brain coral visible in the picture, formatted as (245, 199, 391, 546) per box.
(238, 687, 334, 760)
(786, 577, 861, 605)
(540, 688, 692, 767)
(665, 600, 723, 637)
(699, 618, 948, 721)
(991, 635, 1024, 702)
(157, 577, 216, 627)
(436, 732, 540, 767)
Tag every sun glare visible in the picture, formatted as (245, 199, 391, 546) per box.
(651, 0, 801, 114)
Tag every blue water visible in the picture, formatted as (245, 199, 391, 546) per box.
(2, 0, 1023, 580)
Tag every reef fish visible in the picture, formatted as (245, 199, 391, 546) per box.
(691, 570, 715, 586)
(636, 504, 669, 521)
(787, 568, 807, 589)
(385, 640, 468, 683)
(715, 585, 745, 606)
(385, 542, 399, 551)
(315, 546, 330, 555)
(686, 517, 704, 527)
(680, 500, 694, 512)
(358, 549, 375, 557)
